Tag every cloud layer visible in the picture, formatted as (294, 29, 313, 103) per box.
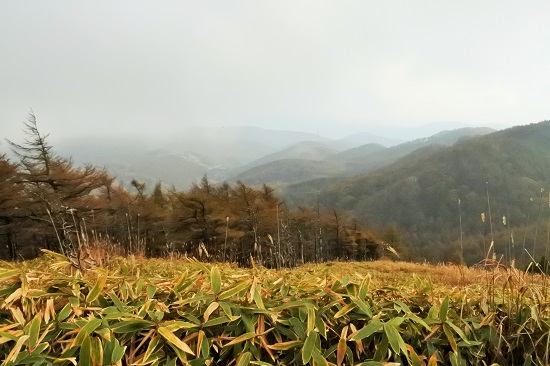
(1, 1, 549, 140)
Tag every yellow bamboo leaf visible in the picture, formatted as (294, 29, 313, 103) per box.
(9, 307, 25, 326)
(4, 288, 22, 305)
(1, 334, 29, 366)
(203, 302, 219, 322)
(336, 337, 347, 366)
(158, 326, 195, 355)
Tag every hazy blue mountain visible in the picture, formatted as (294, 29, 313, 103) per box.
(226, 127, 495, 188)
(329, 127, 495, 174)
(327, 143, 387, 163)
(54, 127, 338, 190)
(283, 121, 550, 263)
(336, 132, 404, 147)
(233, 158, 345, 186)
(232, 141, 341, 175)
(51, 125, 494, 191)
(367, 121, 474, 141)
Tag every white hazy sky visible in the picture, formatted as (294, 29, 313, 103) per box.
(1, 1, 549, 140)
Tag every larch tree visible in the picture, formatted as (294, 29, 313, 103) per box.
(7, 112, 115, 255)
(0, 155, 26, 259)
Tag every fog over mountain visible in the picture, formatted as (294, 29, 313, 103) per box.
(2, 1, 550, 145)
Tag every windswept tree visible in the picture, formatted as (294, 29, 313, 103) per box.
(7, 112, 116, 255)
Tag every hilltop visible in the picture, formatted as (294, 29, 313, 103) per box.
(233, 127, 493, 186)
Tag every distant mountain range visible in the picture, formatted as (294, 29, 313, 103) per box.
(282, 121, 550, 263)
(52, 126, 404, 190)
(230, 127, 495, 186)
(47, 123, 496, 198)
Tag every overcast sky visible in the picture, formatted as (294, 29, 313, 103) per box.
(1, 1, 549, 141)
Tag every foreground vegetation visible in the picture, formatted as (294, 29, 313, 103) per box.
(1, 252, 549, 365)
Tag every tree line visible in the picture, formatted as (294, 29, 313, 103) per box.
(0, 113, 389, 267)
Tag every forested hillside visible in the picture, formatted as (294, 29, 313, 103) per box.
(284, 122, 550, 266)
(0, 114, 390, 265)
(234, 127, 493, 187)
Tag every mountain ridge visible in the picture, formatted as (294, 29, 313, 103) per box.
(282, 121, 550, 263)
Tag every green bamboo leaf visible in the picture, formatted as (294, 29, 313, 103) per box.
(224, 332, 257, 346)
(218, 280, 250, 300)
(161, 320, 199, 331)
(311, 348, 329, 366)
(334, 303, 356, 318)
(108, 293, 126, 312)
(393, 301, 412, 314)
(236, 351, 252, 366)
(302, 331, 317, 364)
(196, 330, 210, 359)
(358, 275, 370, 299)
(79, 333, 92, 366)
(211, 267, 222, 294)
(202, 316, 232, 328)
(74, 318, 102, 347)
(439, 296, 450, 322)
(52, 357, 78, 365)
(407, 344, 423, 366)
(111, 341, 126, 364)
(103, 338, 115, 365)
(386, 316, 405, 328)
(446, 321, 472, 345)
(383, 323, 407, 356)
(161, 315, 201, 332)
(443, 323, 458, 353)
(218, 301, 233, 317)
(349, 319, 382, 341)
(373, 335, 388, 361)
(241, 314, 255, 333)
(449, 351, 459, 366)
(253, 285, 265, 309)
(27, 313, 41, 350)
(315, 315, 327, 339)
(268, 340, 303, 351)
(29, 342, 49, 355)
(147, 285, 157, 299)
(57, 304, 72, 322)
(289, 317, 306, 339)
(351, 297, 373, 317)
(86, 274, 107, 304)
(306, 307, 315, 336)
(90, 336, 103, 366)
(408, 314, 431, 331)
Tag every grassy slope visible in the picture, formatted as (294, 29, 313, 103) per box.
(1, 255, 549, 365)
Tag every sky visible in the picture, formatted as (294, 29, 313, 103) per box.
(1, 1, 550, 142)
